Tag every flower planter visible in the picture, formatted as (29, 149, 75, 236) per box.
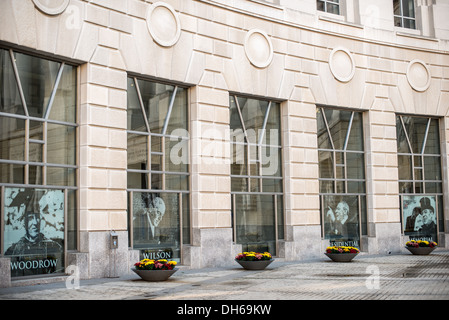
(324, 252, 358, 262)
(405, 246, 436, 256)
(235, 259, 273, 270)
(325, 246, 360, 262)
(131, 267, 177, 281)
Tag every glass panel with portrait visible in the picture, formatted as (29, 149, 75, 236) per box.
(322, 195, 360, 247)
(4, 188, 65, 277)
(402, 195, 437, 242)
(132, 192, 181, 261)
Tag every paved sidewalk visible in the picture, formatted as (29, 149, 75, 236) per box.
(1, 250, 448, 300)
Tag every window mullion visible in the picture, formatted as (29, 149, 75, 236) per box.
(24, 119, 29, 184)
(333, 150, 337, 193)
(258, 145, 262, 192)
(234, 96, 249, 143)
(258, 101, 271, 145)
(162, 136, 166, 190)
(420, 118, 431, 155)
(44, 62, 65, 120)
(321, 108, 335, 150)
(162, 86, 178, 135)
(148, 135, 151, 189)
(343, 111, 354, 151)
(400, 116, 413, 154)
(42, 121, 48, 186)
(344, 151, 347, 192)
(421, 154, 426, 193)
(134, 77, 151, 134)
(246, 143, 251, 192)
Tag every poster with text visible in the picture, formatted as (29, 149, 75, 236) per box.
(132, 192, 181, 261)
(402, 195, 437, 242)
(3, 188, 65, 277)
(322, 195, 360, 247)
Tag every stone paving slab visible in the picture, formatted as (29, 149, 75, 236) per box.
(0, 251, 448, 301)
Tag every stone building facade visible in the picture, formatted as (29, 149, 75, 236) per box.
(0, 0, 448, 285)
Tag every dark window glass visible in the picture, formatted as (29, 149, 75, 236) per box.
(317, 0, 340, 14)
(0, 49, 25, 115)
(393, 0, 416, 29)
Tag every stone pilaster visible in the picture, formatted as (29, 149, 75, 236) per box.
(364, 107, 402, 254)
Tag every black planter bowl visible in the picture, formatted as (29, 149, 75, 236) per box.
(235, 259, 274, 270)
(405, 246, 436, 255)
(324, 252, 358, 262)
(131, 268, 178, 281)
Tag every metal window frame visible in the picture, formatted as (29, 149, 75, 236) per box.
(317, 107, 366, 194)
(230, 95, 283, 193)
(397, 115, 443, 195)
(397, 114, 444, 236)
(231, 192, 283, 256)
(0, 48, 78, 185)
(318, 0, 341, 15)
(127, 76, 189, 190)
(317, 107, 367, 249)
(229, 94, 285, 256)
(0, 47, 79, 271)
(393, 0, 416, 29)
(126, 76, 191, 262)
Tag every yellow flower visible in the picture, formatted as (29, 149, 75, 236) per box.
(168, 261, 177, 266)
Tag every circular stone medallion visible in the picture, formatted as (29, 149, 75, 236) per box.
(32, 0, 70, 16)
(244, 29, 273, 69)
(146, 2, 181, 47)
(329, 48, 355, 83)
(407, 59, 431, 92)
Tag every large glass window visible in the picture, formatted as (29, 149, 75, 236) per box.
(394, 0, 416, 29)
(127, 76, 189, 262)
(0, 48, 77, 278)
(396, 115, 443, 242)
(317, 0, 340, 15)
(317, 107, 366, 248)
(230, 95, 283, 255)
